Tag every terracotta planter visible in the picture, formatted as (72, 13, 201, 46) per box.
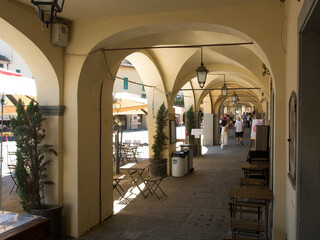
(29, 205, 63, 240)
(149, 158, 167, 177)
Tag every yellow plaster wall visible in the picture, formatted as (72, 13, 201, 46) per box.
(282, 1, 304, 240)
(63, 55, 83, 236)
(77, 52, 114, 236)
(1, 1, 65, 234)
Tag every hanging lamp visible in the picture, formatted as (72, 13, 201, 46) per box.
(231, 91, 238, 103)
(221, 75, 228, 97)
(31, 0, 65, 27)
(196, 48, 209, 89)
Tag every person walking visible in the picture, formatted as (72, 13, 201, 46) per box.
(234, 117, 245, 145)
(246, 113, 251, 128)
(220, 118, 229, 150)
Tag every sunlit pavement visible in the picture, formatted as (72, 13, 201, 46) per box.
(78, 129, 251, 240)
(0, 141, 24, 213)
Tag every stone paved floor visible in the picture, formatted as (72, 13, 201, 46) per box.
(76, 130, 252, 240)
(1, 141, 24, 213)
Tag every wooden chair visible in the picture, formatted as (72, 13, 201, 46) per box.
(229, 202, 265, 238)
(247, 150, 269, 163)
(7, 164, 18, 194)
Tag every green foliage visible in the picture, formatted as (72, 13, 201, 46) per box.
(186, 106, 196, 144)
(152, 103, 168, 160)
(10, 99, 57, 211)
(174, 98, 184, 107)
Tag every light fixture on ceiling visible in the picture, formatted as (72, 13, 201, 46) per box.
(31, 0, 65, 27)
(196, 48, 209, 89)
(221, 74, 228, 97)
(231, 91, 238, 103)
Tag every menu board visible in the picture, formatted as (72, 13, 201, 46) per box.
(250, 119, 264, 139)
(191, 128, 203, 138)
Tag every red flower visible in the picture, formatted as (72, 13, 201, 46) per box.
(186, 132, 189, 136)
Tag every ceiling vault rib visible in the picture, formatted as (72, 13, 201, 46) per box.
(102, 42, 253, 52)
(180, 87, 261, 91)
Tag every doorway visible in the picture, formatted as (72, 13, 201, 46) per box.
(297, 1, 320, 239)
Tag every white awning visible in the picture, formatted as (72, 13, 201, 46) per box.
(0, 69, 36, 96)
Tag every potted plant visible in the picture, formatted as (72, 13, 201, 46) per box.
(150, 103, 168, 177)
(3, 132, 10, 142)
(10, 99, 62, 239)
(185, 105, 200, 156)
(186, 106, 195, 144)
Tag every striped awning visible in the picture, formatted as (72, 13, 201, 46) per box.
(113, 104, 147, 115)
(0, 69, 36, 96)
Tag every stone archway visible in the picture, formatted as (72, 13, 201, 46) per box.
(68, 19, 284, 237)
(0, 18, 62, 206)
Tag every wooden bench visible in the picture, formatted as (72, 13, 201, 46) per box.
(229, 202, 265, 238)
(240, 178, 267, 189)
(241, 162, 269, 182)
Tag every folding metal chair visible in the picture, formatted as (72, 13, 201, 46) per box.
(144, 176, 167, 200)
(113, 174, 126, 197)
(7, 164, 18, 194)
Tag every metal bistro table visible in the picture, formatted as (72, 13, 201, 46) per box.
(120, 159, 151, 198)
(229, 187, 273, 238)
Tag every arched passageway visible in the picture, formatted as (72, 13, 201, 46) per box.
(2, 1, 297, 238)
(74, 19, 278, 237)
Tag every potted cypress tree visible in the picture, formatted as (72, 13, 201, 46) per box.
(186, 106, 195, 145)
(150, 103, 168, 177)
(10, 99, 62, 239)
(185, 105, 200, 157)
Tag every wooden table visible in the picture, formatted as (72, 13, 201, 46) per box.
(241, 162, 269, 181)
(120, 160, 151, 198)
(229, 187, 273, 237)
(0, 211, 50, 240)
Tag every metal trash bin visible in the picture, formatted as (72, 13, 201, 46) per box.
(180, 150, 188, 175)
(180, 144, 194, 172)
(171, 151, 186, 177)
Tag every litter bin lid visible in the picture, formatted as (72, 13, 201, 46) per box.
(172, 151, 186, 157)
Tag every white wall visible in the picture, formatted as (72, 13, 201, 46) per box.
(0, 39, 33, 78)
(114, 65, 146, 98)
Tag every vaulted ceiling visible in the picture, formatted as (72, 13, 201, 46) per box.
(15, 0, 274, 112)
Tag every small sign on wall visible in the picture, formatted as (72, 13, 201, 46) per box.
(191, 128, 204, 139)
